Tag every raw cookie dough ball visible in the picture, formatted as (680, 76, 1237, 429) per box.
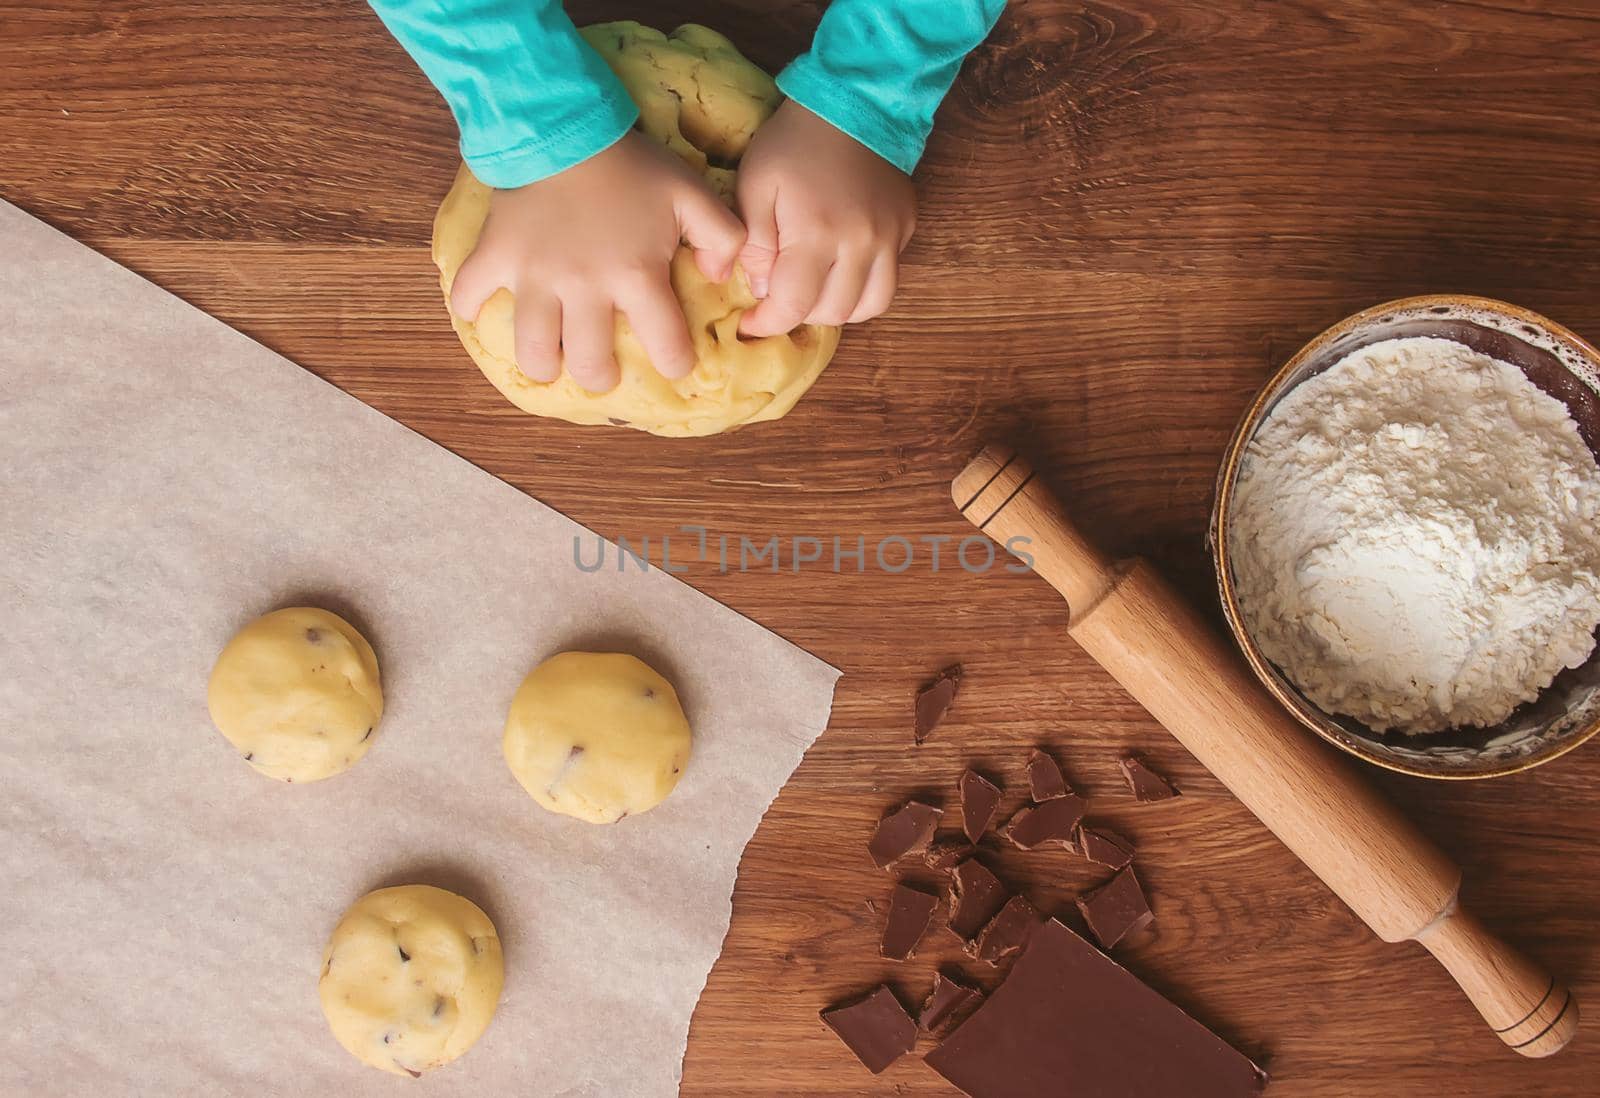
(503, 651, 692, 823)
(318, 885, 504, 1078)
(206, 607, 382, 783)
(431, 21, 841, 437)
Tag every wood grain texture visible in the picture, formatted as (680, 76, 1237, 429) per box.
(3, 1, 1599, 1094)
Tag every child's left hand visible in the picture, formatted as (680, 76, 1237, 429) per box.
(734, 101, 917, 337)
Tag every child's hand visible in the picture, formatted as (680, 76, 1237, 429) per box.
(734, 101, 917, 337)
(449, 131, 746, 392)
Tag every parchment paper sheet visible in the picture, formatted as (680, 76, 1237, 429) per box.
(0, 200, 840, 1097)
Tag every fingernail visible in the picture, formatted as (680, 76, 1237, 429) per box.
(750, 277, 768, 299)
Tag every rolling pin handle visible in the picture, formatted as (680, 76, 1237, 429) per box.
(950, 445, 1117, 618)
(1417, 905, 1579, 1058)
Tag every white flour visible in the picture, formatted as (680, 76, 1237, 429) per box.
(1231, 336, 1600, 734)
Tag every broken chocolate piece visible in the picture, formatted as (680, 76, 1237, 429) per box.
(1025, 748, 1069, 800)
(923, 832, 976, 871)
(947, 858, 1009, 941)
(1076, 866, 1154, 949)
(1079, 826, 1135, 870)
(926, 919, 1267, 1097)
(880, 884, 939, 961)
(967, 895, 1044, 967)
(958, 769, 1001, 843)
(821, 986, 918, 1074)
(914, 664, 962, 744)
(919, 972, 985, 1037)
(1001, 794, 1086, 850)
(867, 800, 943, 869)
(1120, 754, 1179, 801)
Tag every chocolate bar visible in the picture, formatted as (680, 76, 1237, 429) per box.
(926, 920, 1267, 1096)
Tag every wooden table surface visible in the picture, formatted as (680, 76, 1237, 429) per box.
(5, 1, 1599, 1094)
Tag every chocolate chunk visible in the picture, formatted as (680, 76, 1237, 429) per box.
(1025, 748, 1069, 800)
(1079, 826, 1136, 870)
(958, 769, 1001, 843)
(1076, 866, 1154, 949)
(1001, 794, 1086, 850)
(821, 986, 918, 1074)
(919, 972, 985, 1037)
(967, 895, 1044, 967)
(923, 832, 976, 871)
(947, 858, 1008, 941)
(1120, 754, 1180, 801)
(868, 800, 944, 869)
(396, 944, 410, 963)
(880, 884, 939, 961)
(914, 664, 962, 744)
(926, 919, 1267, 1097)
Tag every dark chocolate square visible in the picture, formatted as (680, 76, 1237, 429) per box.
(821, 986, 918, 1074)
(1076, 866, 1154, 950)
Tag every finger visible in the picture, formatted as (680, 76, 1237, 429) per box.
(619, 277, 695, 380)
(513, 291, 562, 382)
(845, 250, 899, 325)
(560, 296, 621, 393)
(804, 249, 873, 327)
(677, 185, 745, 283)
(733, 184, 779, 299)
(449, 245, 509, 324)
(737, 245, 829, 338)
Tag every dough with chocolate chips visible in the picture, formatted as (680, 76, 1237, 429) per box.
(318, 885, 504, 1078)
(502, 651, 692, 823)
(205, 607, 382, 782)
(430, 21, 840, 437)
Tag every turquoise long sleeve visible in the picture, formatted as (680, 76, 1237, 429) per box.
(776, 0, 1006, 174)
(367, 0, 637, 188)
(369, 1, 1005, 187)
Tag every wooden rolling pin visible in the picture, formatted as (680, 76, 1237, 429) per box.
(952, 445, 1578, 1058)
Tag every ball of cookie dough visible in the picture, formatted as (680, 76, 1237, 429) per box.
(318, 885, 504, 1078)
(431, 21, 840, 437)
(503, 651, 692, 823)
(206, 607, 382, 783)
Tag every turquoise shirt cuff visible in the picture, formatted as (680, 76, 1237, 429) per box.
(775, 0, 1007, 175)
(368, 0, 640, 189)
(776, 59, 923, 175)
(464, 88, 637, 189)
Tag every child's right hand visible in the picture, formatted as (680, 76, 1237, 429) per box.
(448, 131, 746, 393)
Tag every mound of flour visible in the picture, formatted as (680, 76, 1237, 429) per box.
(1231, 336, 1600, 734)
